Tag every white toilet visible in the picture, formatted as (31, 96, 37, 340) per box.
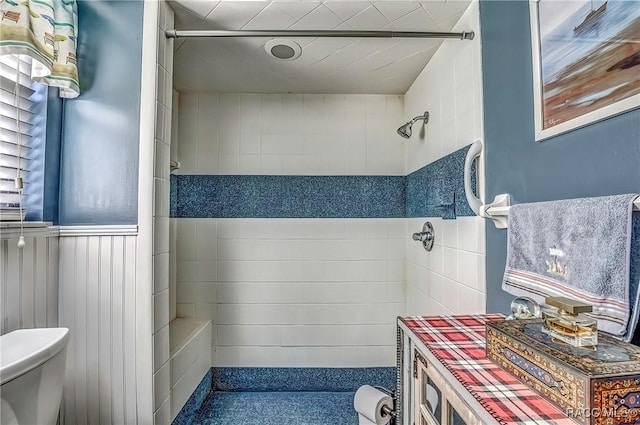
(0, 328, 70, 425)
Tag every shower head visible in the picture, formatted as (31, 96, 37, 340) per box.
(397, 111, 429, 139)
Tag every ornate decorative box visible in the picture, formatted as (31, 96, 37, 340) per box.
(486, 319, 640, 425)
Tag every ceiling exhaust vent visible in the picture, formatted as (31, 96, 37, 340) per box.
(265, 39, 302, 61)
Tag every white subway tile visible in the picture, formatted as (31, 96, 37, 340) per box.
(388, 260, 405, 282)
(176, 303, 195, 318)
(177, 94, 198, 174)
(457, 217, 478, 252)
(239, 94, 262, 154)
(364, 324, 396, 346)
(196, 261, 218, 282)
(281, 346, 367, 368)
(217, 282, 239, 304)
(366, 302, 403, 324)
(195, 220, 218, 260)
(154, 290, 170, 333)
(280, 304, 367, 325)
(441, 219, 458, 248)
(171, 351, 209, 417)
(153, 325, 169, 372)
(195, 303, 216, 321)
(215, 347, 239, 367)
(152, 359, 168, 411)
(176, 261, 196, 282)
(237, 347, 285, 367)
(196, 152, 219, 175)
(282, 325, 367, 347)
(176, 219, 196, 260)
(365, 282, 405, 304)
(217, 304, 284, 325)
(366, 242, 387, 260)
(441, 279, 459, 312)
(365, 261, 387, 282)
(239, 154, 262, 174)
(195, 283, 217, 304)
(218, 325, 282, 346)
(442, 247, 458, 281)
(387, 238, 405, 260)
(280, 282, 364, 304)
(366, 221, 388, 240)
(217, 220, 239, 239)
(154, 253, 169, 294)
(154, 217, 170, 255)
(237, 282, 280, 303)
(457, 250, 480, 290)
(176, 282, 196, 304)
(154, 397, 170, 425)
(366, 346, 396, 367)
(429, 245, 443, 275)
(218, 154, 239, 174)
(457, 285, 483, 315)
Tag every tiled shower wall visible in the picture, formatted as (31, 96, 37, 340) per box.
(153, 2, 174, 424)
(177, 94, 405, 176)
(404, 1, 486, 315)
(175, 94, 406, 367)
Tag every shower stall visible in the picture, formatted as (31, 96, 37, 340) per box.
(154, 0, 487, 422)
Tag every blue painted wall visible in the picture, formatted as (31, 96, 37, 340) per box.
(42, 88, 63, 224)
(58, 0, 143, 225)
(480, 0, 640, 313)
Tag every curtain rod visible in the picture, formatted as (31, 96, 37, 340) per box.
(165, 29, 475, 40)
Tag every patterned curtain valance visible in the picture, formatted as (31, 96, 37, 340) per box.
(0, 0, 79, 98)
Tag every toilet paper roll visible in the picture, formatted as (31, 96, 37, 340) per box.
(353, 385, 393, 425)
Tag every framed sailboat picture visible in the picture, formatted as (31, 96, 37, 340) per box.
(529, 0, 640, 141)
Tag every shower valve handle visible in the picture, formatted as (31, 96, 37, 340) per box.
(412, 232, 432, 242)
(412, 222, 435, 252)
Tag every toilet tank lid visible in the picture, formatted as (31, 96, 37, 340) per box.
(0, 328, 70, 385)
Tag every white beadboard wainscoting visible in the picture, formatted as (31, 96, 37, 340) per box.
(58, 226, 141, 425)
(0, 227, 59, 335)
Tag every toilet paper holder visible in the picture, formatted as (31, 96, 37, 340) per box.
(374, 386, 395, 419)
(381, 404, 394, 418)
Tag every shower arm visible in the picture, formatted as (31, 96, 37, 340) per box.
(165, 29, 475, 40)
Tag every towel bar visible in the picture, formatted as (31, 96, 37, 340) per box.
(463, 140, 640, 230)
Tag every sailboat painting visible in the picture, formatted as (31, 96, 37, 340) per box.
(530, 0, 640, 141)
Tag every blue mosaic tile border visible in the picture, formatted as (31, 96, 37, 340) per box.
(172, 369, 213, 425)
(171, 144, 477, 219)
(211, 367, 396, 392)
(406, 145, 477, 219)
(170, 174, 177, 217)
(175, 175, 406, 218)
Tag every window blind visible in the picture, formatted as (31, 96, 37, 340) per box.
(0, 55, 35, 221)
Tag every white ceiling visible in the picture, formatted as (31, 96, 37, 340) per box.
(170, 0, 472, 94)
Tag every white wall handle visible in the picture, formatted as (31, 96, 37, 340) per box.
(464, 140, 483, 216)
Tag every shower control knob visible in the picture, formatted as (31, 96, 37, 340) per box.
(412, 232, 432, 242)
(412, 222, 435, 252)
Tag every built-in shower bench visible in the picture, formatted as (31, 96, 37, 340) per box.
(397, 315, 579, 425)
(168, 318, 211, 421)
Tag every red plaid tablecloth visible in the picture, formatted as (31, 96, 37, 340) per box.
(400, 315, 579, 425)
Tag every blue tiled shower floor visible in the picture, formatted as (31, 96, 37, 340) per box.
(193, 391, 359, 425)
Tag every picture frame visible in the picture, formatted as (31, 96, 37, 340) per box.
(529, 0, 640, 141)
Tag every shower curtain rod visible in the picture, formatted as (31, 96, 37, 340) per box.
(165, 29, 475, 40)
